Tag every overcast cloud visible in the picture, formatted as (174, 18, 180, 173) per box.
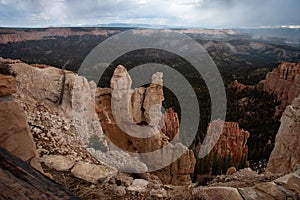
(0, 0, 299, 28)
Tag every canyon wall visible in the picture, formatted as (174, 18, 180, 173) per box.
(266, 94, 300, 174)
(209, 121, 249, 167)
(196, 120, 250, 175)
(0, 28, 119, 44)
(262, 62, 300, 111)
(0, 73, 43, 172)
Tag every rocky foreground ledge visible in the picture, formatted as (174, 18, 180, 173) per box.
(0, 58, 299, 199)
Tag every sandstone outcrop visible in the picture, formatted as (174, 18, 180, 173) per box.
(95, 65, 195, 185)
(201, 121, 249, 169)
(162, 108, 180, 141)
(2, 61, 107, 149)
(262, 62, 300, 111)
(0, 74, 43, 172)
(229, 80, 255, 92)
(0, 74, 16, 97)
(266, 95, 300, 174)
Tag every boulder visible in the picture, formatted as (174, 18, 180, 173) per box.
(71, 161, 117, 184)
(226, 167, 237, 175)
(127, 179, 149, 192)
(192, 186, 243, 200)
(41, 155, 75, 171)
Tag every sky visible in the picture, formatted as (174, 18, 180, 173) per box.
(0, 0, 299, 28)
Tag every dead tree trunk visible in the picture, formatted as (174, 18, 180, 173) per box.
(0, 147, 80, 200)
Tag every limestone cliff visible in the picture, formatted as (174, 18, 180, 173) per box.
(266, 95, 300, 174)
(0, 73, 43, 172)
(96, 65, 195, 185)
(262, 62, 300, 112)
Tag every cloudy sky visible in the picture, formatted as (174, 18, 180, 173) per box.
(0, 0, 299, 28)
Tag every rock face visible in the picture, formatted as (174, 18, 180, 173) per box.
(4, 61, 107, 149)
(0, 74, 16, 97)
(95, 65, 195, 185)
(71, 161, 117, 184)
(87, 148, 148, 173)
(162, 108, 180, 141)
(262, 62, 300, 111)
(0, 74, 43, 172)
(266, 95, 300, 174)
(204, 121, 250, 168)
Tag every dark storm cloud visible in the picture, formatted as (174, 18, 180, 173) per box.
(0, 0, 299, 27)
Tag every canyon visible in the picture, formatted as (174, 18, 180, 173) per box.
(0, 58, 299, 199)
